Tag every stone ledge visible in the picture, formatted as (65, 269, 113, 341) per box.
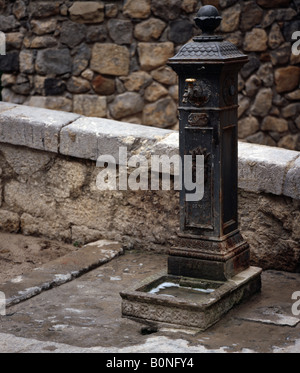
(59, 115, 174, 161)
(0, 103, 80, 153)
(0, 103, 299, 200)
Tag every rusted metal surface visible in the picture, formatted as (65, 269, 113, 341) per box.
(168, 5, 250, 280)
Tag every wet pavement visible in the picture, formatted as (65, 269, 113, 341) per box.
(0, 245, 300, 353)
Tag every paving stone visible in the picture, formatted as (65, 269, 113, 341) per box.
(1, 240, 123, 308)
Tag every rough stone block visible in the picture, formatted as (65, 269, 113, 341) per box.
(59, 116, 173, 161)
(283, 156, 300, 200)
(0, 210, 20, 233)
(21, 213, 71, 241)
(138, 42, 174, 71)
(238, 142, 300, 196)
(0, 104, 79, 152)
(90, 43, 130, 76)
(73, 95, 107, 118)
(69, 1, 104, 23)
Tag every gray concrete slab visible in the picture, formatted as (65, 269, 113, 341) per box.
(0, 248, 300, 353)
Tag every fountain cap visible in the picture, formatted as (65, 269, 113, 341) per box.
(194, 5, 222, 36)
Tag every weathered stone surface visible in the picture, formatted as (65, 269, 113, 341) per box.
(240, 1, 263, 31)
(121, 71, 152, 92)
(109, 92, 144, 120)
(144, 82, 168, 102)
(81, 69, 94, 82)
(91, 44, 130, 76)
(296, 116, 300, 130)
(275, 66, 300, 93)
(219, 0, 238, 8)
(151, 0, 182, 21)
(92, 75, 115, 95)
(12, 74, 31, 95)
(19, 50, 35, 74)
(0, 142, 54, 178)
(238, 116, 259, 139)
(29, 36, 57, 49)
(246, 131, 276, 147)
(283, 155, 300, 199)
(0, 210, 20, 233)
(168, 85, 179, 101)
(31, 19, 57, 35)
(0, 15, 20, 32)
(134, 18, 166, 42)
(0, 104, 79, 152)
(30, 2, 60, 18)
(105, 3, 118, 18)
(13, 0, 27, 20)
(276, 8, 297, 21)
(6, 32, 24, 50)
(283, 19, 300, 42)
(67, 77, 91, 94)
(107, 19, 133, 45)
(21, 213, 71, 242)
(243, 29, 268, 52)
(35, 48, 72, 76)
(278, 134, 299, 150)
(270, 42, 290, 66)
(143, 97, 177, 128)
(0, 52, 19, 73)
(285, 89, 300, 101)
(281, 103, 300, 118)
(257, 63, 274, 87)
(59, 115, 173, 161)
(138, 42, 174, 71)
(151, 66, 178, 86)
(72, 43, 91, 76)
(239, 191, 300, 272)
(240, 55, 260, 79)
(238, 141, 299, 196)
(261, 10, 277, 28)
(238, 96, 250, 118)
(250, 88, 273, 117)
(1, 74, 17, 88)
(60, 21, 86, 48)
(27, 96, 73, 112)
(123, 0, 151, 19)
(169, 19, 194, 44)
(256, 0, 290, 8)
(181, 0, 198, 13)
(44, 78, 66, 96)
(1, 89, 26, 105)
(86, 25, 107, 43)
(220, 3, 241, 33)
(245, 75, 261, 97)
(261, 116, 289, 133)
(73, 95, 107, 118)
(69, 1, 104, 24)
(268, 23, 284, 49)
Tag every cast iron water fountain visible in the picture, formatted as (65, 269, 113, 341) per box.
(120, 5, 262, 330)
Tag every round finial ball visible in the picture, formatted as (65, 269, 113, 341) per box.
(194, 5, 222, 34)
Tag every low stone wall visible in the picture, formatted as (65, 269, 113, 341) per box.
(0, 102, 299, 272)
(0, 0, 299, 151)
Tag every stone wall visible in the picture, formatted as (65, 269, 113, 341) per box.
(0, 0, 299, 150)
(0, 102, 299, 272)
